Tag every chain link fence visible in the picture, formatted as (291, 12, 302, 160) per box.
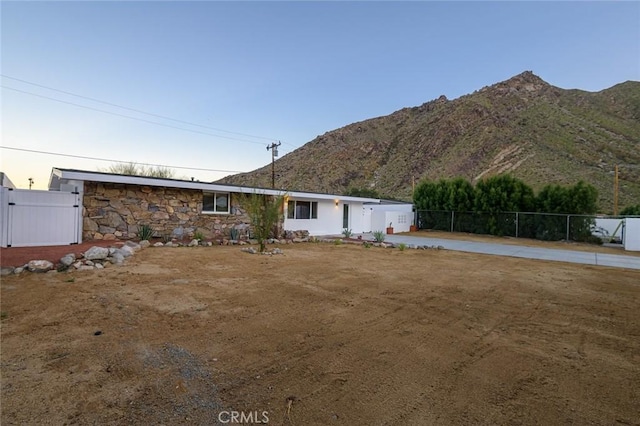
(416, 210, 628, 243)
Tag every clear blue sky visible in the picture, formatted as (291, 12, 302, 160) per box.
(2, 1, 639, 189)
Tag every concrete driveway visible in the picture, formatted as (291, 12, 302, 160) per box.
(366, 234, 640, 270)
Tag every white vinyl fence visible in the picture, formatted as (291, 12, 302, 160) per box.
(0, 188, 82, 248)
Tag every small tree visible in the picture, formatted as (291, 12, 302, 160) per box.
(241, 192, 284, 252)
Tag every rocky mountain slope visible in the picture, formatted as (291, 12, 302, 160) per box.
(219, 71, 640, 211)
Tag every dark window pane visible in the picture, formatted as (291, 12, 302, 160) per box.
(296, 201, 311, 219)
(203, 193, 215, 211)
(287, 200, 295, 219)
(311, 202, 318, 219)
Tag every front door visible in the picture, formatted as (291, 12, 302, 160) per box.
(343, 204, 349, 229)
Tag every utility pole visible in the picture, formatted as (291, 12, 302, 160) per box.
(613, 163, 640, 215)
(266, 141, 281, 189)
(28, 177, 34, 190)
(613, 164, 619, 216)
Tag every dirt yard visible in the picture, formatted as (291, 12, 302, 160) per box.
(1, 244, 639, 425)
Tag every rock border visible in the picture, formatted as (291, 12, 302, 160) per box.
(0, 234, 444, 276)
(1, 240, 149, 276)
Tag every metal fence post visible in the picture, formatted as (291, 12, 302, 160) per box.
(515, 212, 519, 238)
(451, 211, 455, 233)
(566, 215, 570, 241)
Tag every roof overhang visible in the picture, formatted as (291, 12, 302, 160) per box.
(49, 168, 380, 203)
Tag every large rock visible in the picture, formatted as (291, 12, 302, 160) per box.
(101, 211, 125, 228)
(115, 246, 135, 257)
(110, 252, 125, 265)
(124, 241, 141, 250)
(151, 211, 170, 220)
(83, 217, 99, 232)
(27, 260, 54, 273)
(60, 253, 76, 266)
(1, 267, 15, 276)
(84, 246, 109, 260)
(98, 226, 116, 234)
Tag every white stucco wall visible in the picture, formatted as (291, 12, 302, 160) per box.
(371, 210, 412, 234)
(284, 198, 369, 236)
(624, 218, 640, 251)
(368, 203, 414, 234)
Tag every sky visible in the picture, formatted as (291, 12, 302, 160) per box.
(1, 1, 639, 190)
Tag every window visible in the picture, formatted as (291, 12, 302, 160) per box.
(287, 200, 318, 219)
(203, 192, 230, 214)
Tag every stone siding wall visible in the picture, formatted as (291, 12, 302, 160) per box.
(82, 181, 257, 241)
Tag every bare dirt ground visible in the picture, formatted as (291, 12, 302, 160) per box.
(1, 244, 639, 425)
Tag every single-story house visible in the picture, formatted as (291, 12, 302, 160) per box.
(45, 168, 411, 243)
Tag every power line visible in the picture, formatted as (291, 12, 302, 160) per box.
(1, 74, 300, 149)
(0, 145, 245, 174)
(1, 74, 279, 142)
(2, 86, 272, 146)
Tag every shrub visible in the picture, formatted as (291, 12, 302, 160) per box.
(620, 204, 640, 215)
(342, 228, 353, 238)
(373, 230, 385, 242)
(241, 192, 285, 252)
(398, 242, 407, 251)
(333, 239, 343, 245)
(363, 241, 372, 249)
(102, 162, 175, 178)
(138, 224, 154, 241)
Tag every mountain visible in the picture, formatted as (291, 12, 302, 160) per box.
(219, 71, 640, 211)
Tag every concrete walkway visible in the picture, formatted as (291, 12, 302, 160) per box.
(356, 234, 640, 270)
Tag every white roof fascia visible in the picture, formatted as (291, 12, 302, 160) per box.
(287, 192, 380, 203)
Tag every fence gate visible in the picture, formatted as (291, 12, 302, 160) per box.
(0, 188, 82, 248)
